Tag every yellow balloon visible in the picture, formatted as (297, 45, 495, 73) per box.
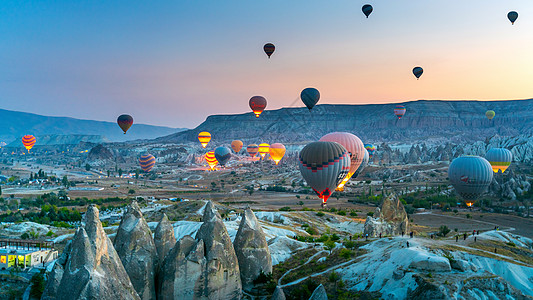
(269, 143, 286, 165)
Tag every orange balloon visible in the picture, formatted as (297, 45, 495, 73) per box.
(198, 132, 211, 148)
(269, 143, 286, 165)
(231, 140, 243, 153)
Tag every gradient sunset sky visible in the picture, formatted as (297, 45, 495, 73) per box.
(0, 1, 532, 128)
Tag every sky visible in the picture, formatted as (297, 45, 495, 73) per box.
(0, 1, 532, 128)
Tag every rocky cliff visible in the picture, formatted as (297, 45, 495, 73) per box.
(154, 213, 176, 262)
(156, 99, 533, 144)
(364, 193, 409, 237)
(41, 205, 139, 300)
(113, 201, 158, 300)
(233, 207, 272, 290)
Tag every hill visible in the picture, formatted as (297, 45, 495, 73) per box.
(156, 99, 533, 145)
(0, 108, 186, 143)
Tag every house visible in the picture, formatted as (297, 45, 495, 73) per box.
(0, 239, 58, 269)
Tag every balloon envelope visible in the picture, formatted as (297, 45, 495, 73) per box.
(448, 156, 493, 206)
(247, 144, 259, 158)
(364, 144, 376, 159)
(485, 148, 512, 173)
(485, 110, 495, 120)
(198, 132, 211, 148)
(362, 4, 373, 18)
(231, 140, 243, 153)
(508, 11, 518, 24)
(353, 149, 369, 179)
(258, 143, 270, 159)
(117, 114, 133, 134)
(264, 43, 275, 58)
(300, 88, 320, 110)
(205, 151, 218, 170)
(139, 154, 156, 172)
(269, 143, 286, 165)
(412, 67, 423, 79)
(394, 105, 406, 119)
(22, 135, 36, 151)
(319, 132, 365, 190)
(249, 96, 267, 118)
(214, 147, 232, 166)
(299, 142, 350, 205)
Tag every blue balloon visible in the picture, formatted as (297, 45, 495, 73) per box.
(214, 146, 232, 166)
(448, 156, 493, 204)
(300, 88, 320, 110)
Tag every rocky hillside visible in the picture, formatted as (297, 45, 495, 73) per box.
(156, 99, 533, 144)
(0, 108, 185, 143)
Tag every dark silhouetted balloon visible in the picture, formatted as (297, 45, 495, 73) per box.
(508, 11, 518, 25)
(362, 4, 373, 18)
(249, 96, 267, 118)
(300, 88, 320, 110)
(214, 146, 232, 166)
(117, 114, 133, 134)
(264, 43, 275, 58)
(413, 67, 423, 80)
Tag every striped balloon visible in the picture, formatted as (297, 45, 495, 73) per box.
(139, 154, 156, 172)
(198, 131, 211, 148)
(258, 143, 270, 159)
(485, 148, 512, 173)
(214, 146, 232, 166)
(205, 151, 218, 170)
(353, 149, 369, 179)
(269, 143, 286, 165)
(299, 141, 351, 206)
(364, 144, 376, 159)
(394, 105, 406, 119)
(117, 114, 134, 134)
(319, 132, 365, 191)
(22, 135, 36, 152)
(448, 156, 493, 206)
(247, 144, 259, 158)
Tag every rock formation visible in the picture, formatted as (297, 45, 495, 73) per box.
(157, 236, 206, 300)
(271, 286, 286, 300)
(41, 205, 139, 300)
(233, 207, 272, 290)
(364, 193, 409, 237)
(196, 201, 242, 299)
(309, 284, 328, 300)
(158, 201, 242, 299)
(113, 201, 158, 300)
(154, 213, 176, 261)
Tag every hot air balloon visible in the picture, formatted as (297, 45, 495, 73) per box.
(264, 43, 275, 58)
(448, 156, 493, 207)
(485, 148, 512, 173)
(205, 151, 218, 170)
(247, 144, 259, 158)
(508, 11, 518, 25)
(319, 132, 365, 191)
(299, 142, 351, 206)
(394, 105, 406, 119)
(249, 96, 267, 118)
(485, 110, 495, 120)
(117, 114, 133, 134)
(198, 132, 211, 148)
(231, 140, 243, 153)
(258, 143, 270, 159)
(353, 149, 369, 179)
(214, 146, 232, 166)
(412, 67, 423, 80)
(22, 135, 36, 152)
(364, 144, 376, 160)
(269, 143, 286, 165)
(139, 154, 156, 172)
(300, 88, 320, 110)
(362, 4, 373, 18)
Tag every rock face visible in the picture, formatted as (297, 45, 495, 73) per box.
(196, 201, 242, 299)
(233, 207, 272, 290)
(364, 193, 409, 237)
(154, 213, 176, 262)
(157, 236, 206, 300)
(87, 144, 114, 160)
(113, 201, 158, 300)
(41, 205, 140, 300)
(309, 284, 328, 300)
(158, 201, 242, 299)
(271, 286, 286, 300)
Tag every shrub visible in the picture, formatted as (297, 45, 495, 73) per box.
(438, 225, 451, 237)
(343, 240, 356, 249)
(337, 210, 346, 216)
(30, 272, 45, 299)
(349, 211, 357, 217)
(20, 232, 29, 239)
(506, 242, 516, 247)
(324, 240, 335, 252)
(45, 230, 54, 237)
(316, 212, 325, 217)
(367, 212, 374, 217)
(306, 226, 319, 235)
(339, 248, 352, 259)
(279, 206, 292, 212)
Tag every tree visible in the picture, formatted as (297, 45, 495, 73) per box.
(438, 225, 451, 237)
(62, 175, 69, 188)
(128, 189, 135, 194)
(118, 168, 123, 177)
(324, 240, 335, 254)
(107, 170, 111, 177)
(85, 164, 91, 171)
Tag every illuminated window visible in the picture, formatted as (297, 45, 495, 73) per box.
(0, 256, 5, 264)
